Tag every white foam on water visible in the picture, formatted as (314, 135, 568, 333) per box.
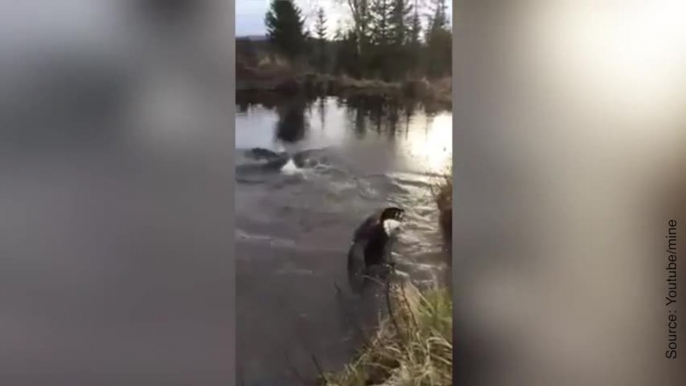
(280, 158, 299, 174)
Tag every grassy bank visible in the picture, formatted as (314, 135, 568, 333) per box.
(322, 283, 452, 386)
(322, 171, 453, 386)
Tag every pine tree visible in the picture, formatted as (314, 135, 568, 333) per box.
(389, 0, 413, 47)
(425, 0, 451, 77)
(314, 7, 329, 72)
(385, 0, 414, 78)
(426, 0, 449, 39)
(315, 8, 328, 41)
(368, 0, 394, 78)
(408, 0, 422, 47)
(265, 0, 308, 60)
(369, 0, 392, 47)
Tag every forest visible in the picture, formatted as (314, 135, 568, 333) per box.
(237, 0, 452, 99)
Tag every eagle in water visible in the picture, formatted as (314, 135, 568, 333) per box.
(347, 207, 405, 292)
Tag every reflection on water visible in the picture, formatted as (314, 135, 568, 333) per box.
(236, 93, 452, 385)
(275, 99, 308, 143)
(236, 93, 452, 175)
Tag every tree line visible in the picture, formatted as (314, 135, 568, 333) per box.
(263, 0, 452, 81)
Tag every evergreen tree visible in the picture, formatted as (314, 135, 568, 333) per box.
(408, 0, 421, 46)
(425, 0, 451, 77)
(426, 0, 449, 35)
(369, 0, 392, 47)
(315, 8, 328, 41)
(387, 0, 414, 78)
(315, 7, 328, 72)
(265, 0, 308, 60)
(389, 0, 413, 47)
(368, 0, 393, 78)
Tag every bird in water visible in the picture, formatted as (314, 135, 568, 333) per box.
(347, 207, 405, 292)
(240, 146, 334, 174)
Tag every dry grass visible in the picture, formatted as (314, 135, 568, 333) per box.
(400, 77, 451, 106)
(326, 75, 403, 97)
(331, 76, 451, 107)
(432, 77, 452, 106)
(237, 61, 452, 108)
(255, 54, 292, 71)
(322, 282, 453, 386)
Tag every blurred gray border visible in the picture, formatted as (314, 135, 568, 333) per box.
(228, 1, 236, 385)
(450, 1, 686, 385)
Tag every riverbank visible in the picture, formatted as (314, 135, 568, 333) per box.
(322, 283, 452, 386)
(236, 64, 452, 111)
(322, 172, 453, 386)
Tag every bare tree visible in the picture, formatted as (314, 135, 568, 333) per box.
(336, 0, 371, 56)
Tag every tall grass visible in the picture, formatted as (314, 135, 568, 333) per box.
(322, 282, 452, 386)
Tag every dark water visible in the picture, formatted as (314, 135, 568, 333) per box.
(235, 94, 452, 385)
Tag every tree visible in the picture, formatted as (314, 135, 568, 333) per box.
(408, 1, 421, 47)
(315, 7, 328, 41)
(369, 0, 392, 47)
(425, 0, 451, 77)
(335, 29, 363, 77)
(406, 1, 422, 73)
(387, 0, 415, 78)
(338, 0, 371, 57)
(389, 0, 413, 47)
(265, 0, 308, 60)
(368, 0, 393, 78)
(426, 0, 449, 34)
(330, 0, 449, 79)
(314, 7, 329, 72)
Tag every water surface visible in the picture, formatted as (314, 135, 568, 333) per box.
(235, 94, 452, 385)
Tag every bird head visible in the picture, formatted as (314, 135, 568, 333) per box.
(380, 207, 405, 236)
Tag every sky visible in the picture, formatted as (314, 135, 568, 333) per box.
(235, 0, 453, 37)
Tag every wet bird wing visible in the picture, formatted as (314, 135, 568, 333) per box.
(346, 238, 369, 293)
(292, 147, 333, 167)
(245, 147, 285, 161)
(347, 239, 368, 274)
(352, 211, 382, 242)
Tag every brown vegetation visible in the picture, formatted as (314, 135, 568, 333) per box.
(323, 282, 452, 386)
(237, 61, 452, 110)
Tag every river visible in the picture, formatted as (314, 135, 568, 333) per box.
(235, 93, 452, 385)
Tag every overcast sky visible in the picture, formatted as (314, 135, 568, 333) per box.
(236, 0, 452, 37)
